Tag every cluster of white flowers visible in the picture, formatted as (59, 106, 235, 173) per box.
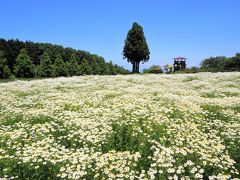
(0, 72, 239, 179)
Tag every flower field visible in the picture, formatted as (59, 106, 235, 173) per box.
(0, 72, 240, 179)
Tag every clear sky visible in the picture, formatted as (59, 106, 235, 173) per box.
(0, 0, 240, 70)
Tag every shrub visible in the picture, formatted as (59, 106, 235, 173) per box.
(144, 65, 163, 74)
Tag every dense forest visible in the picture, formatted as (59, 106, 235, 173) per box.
(0, 38, 129, 78)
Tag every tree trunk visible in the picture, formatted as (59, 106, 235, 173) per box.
(132, 62, 139, 73)
(132, 61, 140, 73)
(136, 62, 140, 73)
(132, 62, 136, 73)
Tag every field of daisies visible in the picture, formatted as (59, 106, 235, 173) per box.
(0, 72, 239, 180)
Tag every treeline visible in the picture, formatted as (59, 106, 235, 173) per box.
(0, 38, 129, 78)
(168, 53, 240, 74)
(200, 53, 240, 72)
(143, 53, 240, 74)
(181, 53, 240, 74)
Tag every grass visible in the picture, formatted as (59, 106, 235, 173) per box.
(182, 76, 199, 82)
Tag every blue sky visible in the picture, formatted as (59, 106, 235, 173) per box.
(0, 0, 240, 70)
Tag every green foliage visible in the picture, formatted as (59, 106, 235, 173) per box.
(0, 38, 129, 78)
(232, 53, 240, 70)
(200, 56, 227, 72)
(98, 59, 109, 75)
(143, 65, 163, 74)
(163, 64, 173, 74)
(176, 53, 240, 74)
(79, 58, 92, 75)
(182, 76, 199, 82)
(36, 51, 53, 77)
(200, 54, 240, 72)
(123, 22, 150, 73)
(107, 61, 116, 75)
(14, 49, 34, 78)
(174, 67, 200, 74)
(114, 64, 130, 74)
(0, 50, 11, 78)
(53, 53, 67, 77)
(66, 53, 79, 76)
(91, 59, 100, 75)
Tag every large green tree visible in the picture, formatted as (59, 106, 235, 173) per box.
(14, 49, 34, 78)
(79, 58, 92, 75)
(0, 50, 11, 78)
(53, 53, 67, 77)
(66, 53, 79, 76)
(98, 59, 109, 75)
(123, 22, 150, 73)
(37, 51, 53, 77)
(200, 56, 234, 72)
(91, 59, 100, 75)
(108, 61, 116, 75)
(234, 53, 240, 70)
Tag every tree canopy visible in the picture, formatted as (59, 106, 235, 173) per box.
(0, 38, 129, 78)
(0, 50, 11, 78)
(53, 53, 67, 77)
(79, 58, 92, 75)
(66, 53, 79, 76)
(36, 51, 53, 77)
(143, 65, 163, 74)
(14, 49, 34, 78)
(123, 22, 150, 73)
(200, 54, 240, 72)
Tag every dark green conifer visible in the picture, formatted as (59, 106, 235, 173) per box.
(0, 50, 11, 78)
(53, 53, 67, 77)
(14, 49, 34, 78)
